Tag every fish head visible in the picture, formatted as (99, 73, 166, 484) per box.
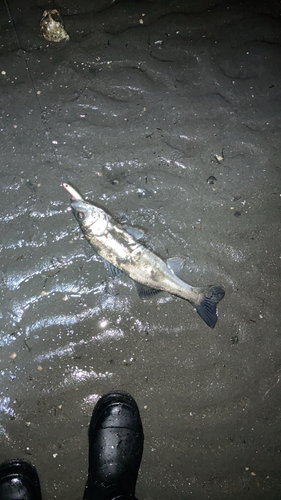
(70, 199, 109, 236)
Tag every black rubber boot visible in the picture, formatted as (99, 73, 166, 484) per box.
(0, 460, 42, 500)
(83, 392, 144, 500)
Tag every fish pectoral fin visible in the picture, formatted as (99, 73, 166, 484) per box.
(166, 256, 185, 277)
(123, 225, 145, 240)
(135, 281, 162, 299)
(103, 261, 124, 278)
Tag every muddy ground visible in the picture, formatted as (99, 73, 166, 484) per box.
(0, 0, 280, 499)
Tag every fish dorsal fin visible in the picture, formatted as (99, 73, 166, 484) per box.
(166, 257, 185, 277)
(135, 281, 162, 299)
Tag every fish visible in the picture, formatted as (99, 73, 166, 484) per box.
(63, 182, 225, 328)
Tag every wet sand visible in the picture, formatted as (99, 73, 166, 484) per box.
(0, 0, 281, 498)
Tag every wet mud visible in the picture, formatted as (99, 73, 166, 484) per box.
(0, 0, 281, 499)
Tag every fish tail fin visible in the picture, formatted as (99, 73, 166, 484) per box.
(194, 286, 225, 328)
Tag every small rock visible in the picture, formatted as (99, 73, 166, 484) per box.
(207, 176, 217, 185)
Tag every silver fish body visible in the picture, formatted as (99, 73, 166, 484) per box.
(63, 183, 225, 328)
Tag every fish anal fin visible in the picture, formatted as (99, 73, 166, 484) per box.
(166, 256, 185, 277)
(135, 281, 162, 299)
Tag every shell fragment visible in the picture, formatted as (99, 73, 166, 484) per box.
(40, 10, 69, 42)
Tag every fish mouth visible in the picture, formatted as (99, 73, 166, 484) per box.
(69, 199, 89, 222)
(70, 199, 87, 211)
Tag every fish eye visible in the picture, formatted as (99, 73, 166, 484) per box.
(77, 211, 85, 219)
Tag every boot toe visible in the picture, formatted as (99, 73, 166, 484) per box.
(85, 392, 144, 500)
(0, 460, 41, 500)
